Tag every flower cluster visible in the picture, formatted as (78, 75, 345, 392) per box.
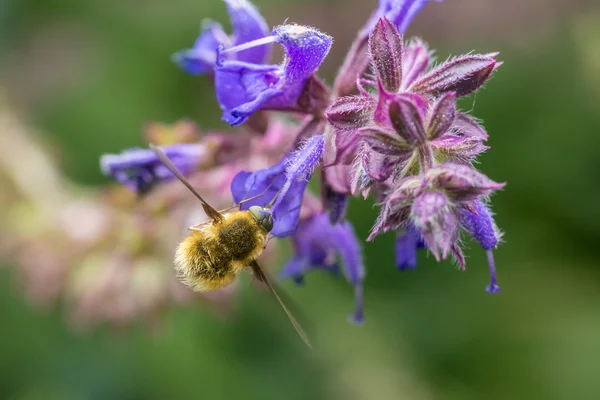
(99, 0, 505, 325)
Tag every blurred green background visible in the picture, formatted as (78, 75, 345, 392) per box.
(2, 0, 600, 399)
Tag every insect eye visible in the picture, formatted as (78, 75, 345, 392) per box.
(248, 205, 266, 221)
(261, 215, 274, 232)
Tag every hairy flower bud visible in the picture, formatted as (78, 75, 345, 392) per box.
(370, 18, 403, 93)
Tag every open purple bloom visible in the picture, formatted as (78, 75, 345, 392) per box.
(215, 24, 332, 125)
(231, 134, 324, 237)
(281, 213, 365, 324)
(100, 144, 207, 193)
(173, 0, 270, 74)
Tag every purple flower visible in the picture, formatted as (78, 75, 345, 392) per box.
(461, 200, 502, 292)
(281, 213, 366, 324)
(100, 144, 207, 193)
(173, 0, 270, 74)
(215, 24, 332, 125)
(231, 134, 324, 237)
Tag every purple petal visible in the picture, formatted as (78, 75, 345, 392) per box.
(427, 91, 457, 140)
(460, 200, 500, 250)
(215, 25, 332, 125)
(172, 22, 230, 75)
(274, 24, 332, 83)
(270, 134, 324, 212)
(270, 181, 307, 237)
(410, 55, 498, 97)
(231, 158, 286, 205)
(283, 213, 365, 323)
(395, 227, 422, 270)
(231, 137, 323, 237)
(215, 61, 283, 125)
(225, 0, 271, 64)
(100, 144, 206, 193)
(460, 202, 501, 292)
(369, 18, 403, 93)
(231, 157, 304, 237)
(388, 93, 428, 144)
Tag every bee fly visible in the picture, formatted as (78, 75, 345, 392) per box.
(150, 144, 311, 349)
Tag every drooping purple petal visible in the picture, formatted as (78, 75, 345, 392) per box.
(225, 0, 271, 64)
(395, 226, 423, 270)
(282, 213, 365, 324)
(370, 18, 403, 93)
(460, 200, 500, 250)
(100, 144, 207, 193)
(460, 201, 502, 292)
(410, 55, 499, 97)
(280, 257, 308, 284)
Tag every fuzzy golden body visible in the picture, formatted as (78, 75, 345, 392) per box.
(175, 211, 268, 291)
